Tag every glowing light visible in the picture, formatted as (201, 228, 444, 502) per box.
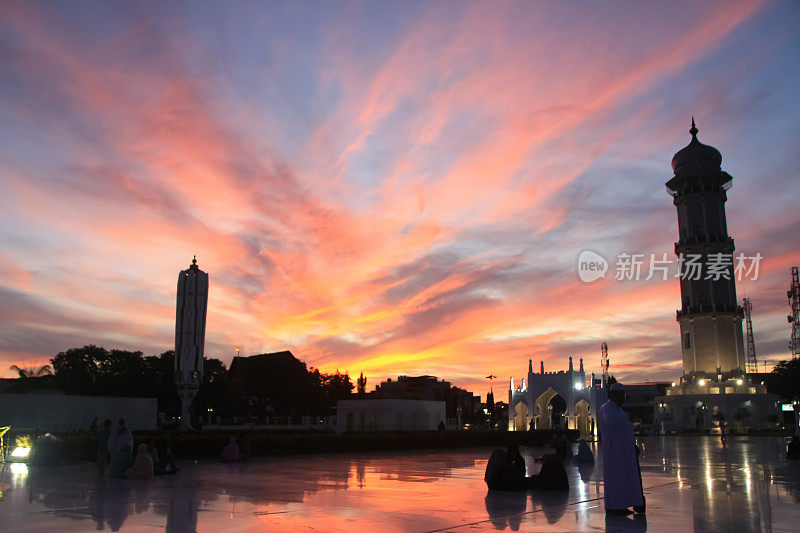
(736, 379, 743, 385)
(9, 463, 28, 476)
(574, 383, 584, 390)
(10, 446, 30, 459)
(671, 382, 676, 387)
(698, 379, 706, 386)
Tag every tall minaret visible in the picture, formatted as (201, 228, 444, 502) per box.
(666, 119, 745, 377)
(175, 256, 209, 429)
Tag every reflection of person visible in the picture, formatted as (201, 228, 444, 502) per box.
(128, 443, 154, 479)
(107, 419, 133, 478)
(598, 383, 644, 515)
(484, 489, 526, 530)
(95, 419, 112, 476)
(220, 436, 241, 462)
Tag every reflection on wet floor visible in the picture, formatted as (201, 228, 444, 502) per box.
(1, 436, 799, 532)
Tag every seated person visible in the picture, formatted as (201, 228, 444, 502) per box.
(506, 442, 526, 479)
(575, 438, 595, 463)
(220, 436, 241, 462)
(549, 432, 573, 461)
(485, 446, 569, 491)
(128, 443, 154, 479)
(485, 449, 526, 491)
(151, 441, 179, 474)
(529, 453, 569, 490)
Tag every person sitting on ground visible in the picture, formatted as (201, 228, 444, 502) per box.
(506, 441, 526, 479)
(127, 443, 154, 479)
(575, 438, 595, 463)
(485, 449, 525, 491)
(529, 453, 570, 490)
(485, 445, 569, 491)
(788, 436, 800, 459)
(157, 442, 180, 474)
(220, 435, 241, 462)
(548, 432, 573, 461)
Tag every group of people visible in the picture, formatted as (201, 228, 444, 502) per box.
(484, 440, 570, 491)
(94, 419, 178, 479)
(485, 382, 646, 517)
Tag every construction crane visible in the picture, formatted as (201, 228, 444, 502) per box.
(743, 298, 758, 373)
(789, 267, 800, 359)
(600, 341, 609, 385)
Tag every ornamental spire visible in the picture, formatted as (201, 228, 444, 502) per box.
(689, 116, 698, 139)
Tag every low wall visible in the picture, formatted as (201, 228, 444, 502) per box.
(32, 428, 579, 464)
(0, 393, 158, 432)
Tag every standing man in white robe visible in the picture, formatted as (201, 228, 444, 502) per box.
(597, 382, 644, 514)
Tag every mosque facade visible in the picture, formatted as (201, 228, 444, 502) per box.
(508, 357, 605, 438)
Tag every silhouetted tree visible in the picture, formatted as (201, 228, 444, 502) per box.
(9, 363, 52, 379)
(357, 372, 367, 397)
(51, 345, 106, 393)
(771, 359, 800, 401)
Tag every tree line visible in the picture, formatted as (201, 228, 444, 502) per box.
(16, 345, 355, 420)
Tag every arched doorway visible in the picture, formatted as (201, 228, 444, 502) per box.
(549, 394, 567, 428)
(513, 402, 529, 431)
(535, 387, 560, 429)
(575, 399, 590, 437)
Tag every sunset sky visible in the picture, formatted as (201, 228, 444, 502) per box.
(1, 0, 799, 397)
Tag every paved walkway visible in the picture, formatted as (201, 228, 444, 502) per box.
(1, 436, 798, 531)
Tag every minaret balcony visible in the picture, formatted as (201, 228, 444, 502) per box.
(675, 234, 734, 248)
(677, 304, 744, 319)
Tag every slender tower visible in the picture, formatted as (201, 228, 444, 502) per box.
(600, 341, 609, 385)
(666, 119, 745, 379)
(742, 298, 758, 373)
(175, 256, 209, 430)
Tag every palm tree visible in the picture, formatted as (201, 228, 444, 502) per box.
(9, 363, 53, 379)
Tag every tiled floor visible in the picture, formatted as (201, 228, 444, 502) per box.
(1, 436, 799, 531)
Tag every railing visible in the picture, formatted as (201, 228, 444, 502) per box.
(677, 304, 744, 318)
(675, 234, 734, 248)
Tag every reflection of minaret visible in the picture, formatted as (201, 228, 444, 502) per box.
(175, 256, 209, 430)
(666, 119, 745, 377)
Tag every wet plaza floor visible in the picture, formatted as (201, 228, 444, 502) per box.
(1, 436, 799, 532)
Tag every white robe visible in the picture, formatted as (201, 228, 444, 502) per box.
(597, 400, 643, 510)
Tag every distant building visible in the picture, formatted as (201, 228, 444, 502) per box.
(621, 382, 671, 428)
(336, 399, 445, 432)
(0, 393, 157, 431)
(227, 350, 314, 418)
(372, 375, 478, 426)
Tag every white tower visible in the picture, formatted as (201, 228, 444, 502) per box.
(175, 256, 209, 430)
